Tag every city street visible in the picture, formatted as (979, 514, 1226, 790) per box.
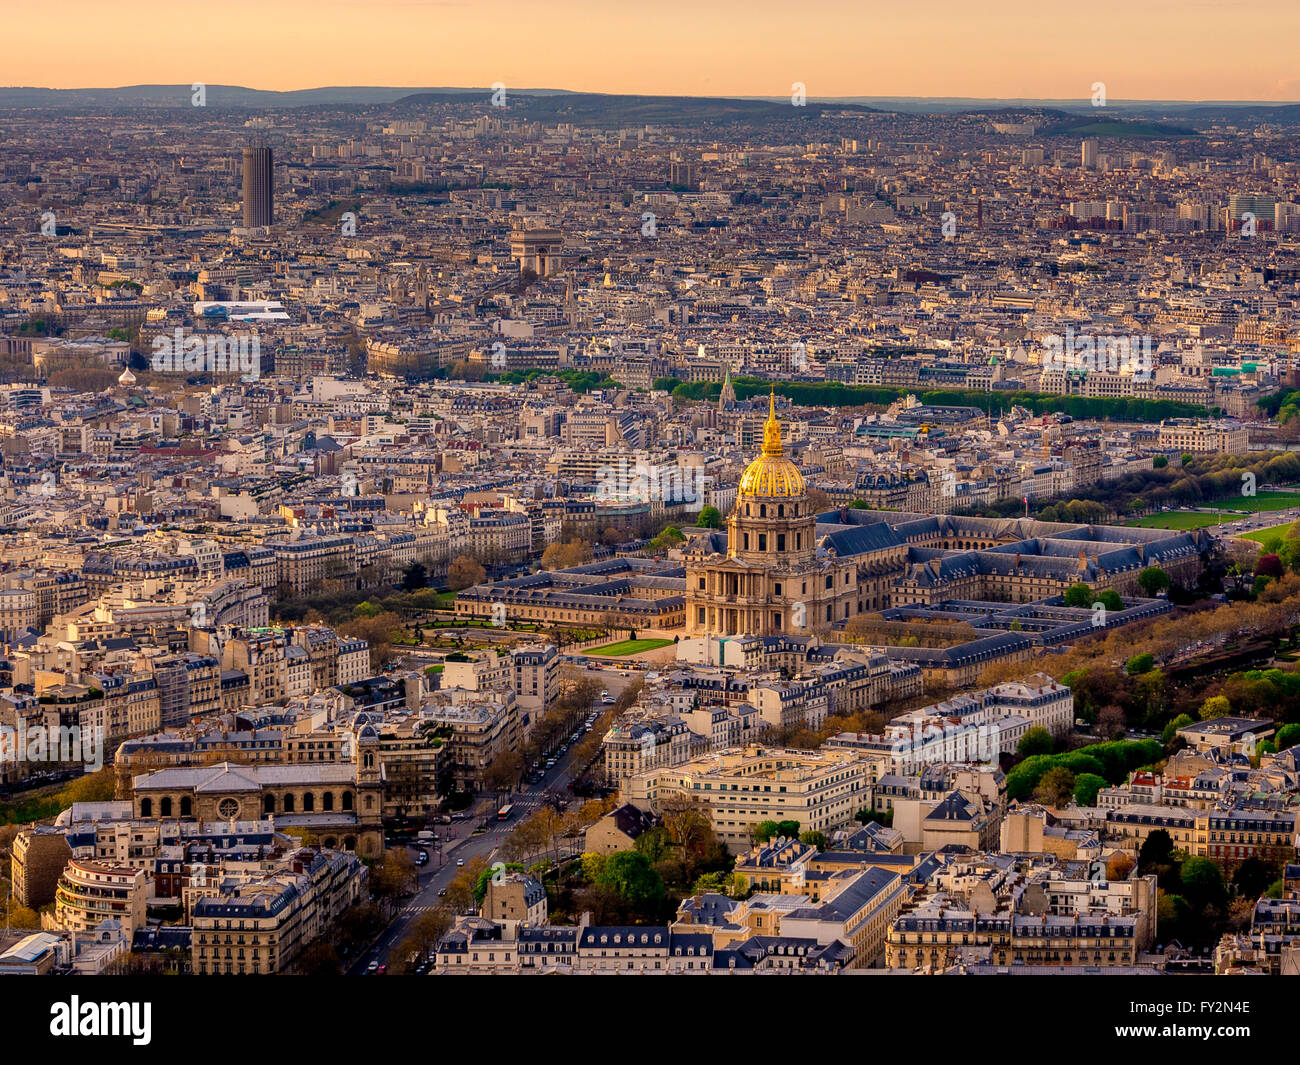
(348, 659, 637, 974)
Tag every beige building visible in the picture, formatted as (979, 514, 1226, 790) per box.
(622, 745, 872, 852)
(52, 859, 148, 938)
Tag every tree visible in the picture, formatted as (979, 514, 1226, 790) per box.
(1016, 727, 1054, 758)
(1073, 772, 1107, 807)
(595, 850, 665, 911)
(1032, 766, 1076, 806)
(1233, 857, 1274, 900)
(1063, 583, 1094, 608)
(696, 505, 722, 529)
(1180, 855, 1228, 911)
(483, 750, 524, 795)
(369, 849, 417, 913)
(633, 826, 671, 864)
(1153, 455, 1168, 468)
(443, 855, 489, 913)
(1157, 891, 1190, 943)
(1162, 713, 1195, 745)
(1137, 567, 1171, 597)
(581, 851, 608, 882)
(402, 561, 429, 592)
(659, 795, 714, 868)
(1097, 589, 1124, 613)
(447, 555, 486, 590)
(649, 525, 685, 552)
(1276, 723, 1300, 751)
(1199, 695, 1232, 719)
(541, 539, 592, 571)
(1125, 652, 1155, 676)
(1097, 704, 1127, 739)
(1106, 852, 1136, 881)
(1138, 829, 1174, 873)
(799, 830, 828, 850)
(1257, 554, 1285, 580)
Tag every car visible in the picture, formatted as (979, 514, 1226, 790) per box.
(367, 960, 379, 973)
(415, 852, 429, 866)
(457, 858, 466, 867)
(600, 690, 610, 699)
(377, 964, 387, 975)
(438, 888, 448, 896)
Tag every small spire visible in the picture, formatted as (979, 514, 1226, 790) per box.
(761, 388, 783, 456)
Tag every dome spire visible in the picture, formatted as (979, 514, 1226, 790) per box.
(761, 387, 783, 456)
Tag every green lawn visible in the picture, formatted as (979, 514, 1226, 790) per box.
(1125, 511, 1224, 530)
(1205, 490, 1300, 513)
(586, 638, 674, 656)
(1243, 521, 1299, 545)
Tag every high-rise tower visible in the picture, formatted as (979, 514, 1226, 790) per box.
(241, 138, 273, 227)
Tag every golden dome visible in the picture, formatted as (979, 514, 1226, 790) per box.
(737, 390, 805, 499)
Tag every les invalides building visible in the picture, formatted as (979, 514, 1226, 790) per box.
(685, 391, 904, 637)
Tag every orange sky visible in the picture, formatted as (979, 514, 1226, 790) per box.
(10, 0, 1300, 101)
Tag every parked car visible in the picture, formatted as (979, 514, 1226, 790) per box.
(456, 858, 466, 867)
(367, 960, 379, 973)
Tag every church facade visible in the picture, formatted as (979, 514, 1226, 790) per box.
(685, 393, 904, 637)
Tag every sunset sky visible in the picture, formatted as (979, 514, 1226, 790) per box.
(10, 0, 1300, 102)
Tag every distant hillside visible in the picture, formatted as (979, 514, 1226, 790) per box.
(392, 90, 882, 126)
(1036, 115, 1200, 138)
(0, 84, 507, 109)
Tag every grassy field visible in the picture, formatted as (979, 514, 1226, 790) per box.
(1205, 490, 1300, 513)
(1125, 511, 1224, 530)
(1243, 521, 1299, 545)
(587, 638, 674, 656)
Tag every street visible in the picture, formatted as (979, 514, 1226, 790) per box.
(347, 660, 639, 974)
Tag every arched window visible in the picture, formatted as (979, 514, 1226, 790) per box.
(180, 796, 192, 817)
(160, 797, 173, 817)
(323, 791, 334, 811)
(342, 791, 354, 811)
(303, 792, 315, 812)
(760, 504, 767, 517)
(778, 505, 784, 517)
(263, 794, 276, 814)
(140, 798, 152, 817)
(283, 793, 295, 813)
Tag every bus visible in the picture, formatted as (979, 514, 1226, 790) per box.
(497, 804, 514, 822)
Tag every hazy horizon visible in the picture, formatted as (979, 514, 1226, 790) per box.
(10, 0, 1300, 102)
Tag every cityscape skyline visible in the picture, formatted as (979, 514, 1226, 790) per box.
(3, 4, 1300, 1025)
